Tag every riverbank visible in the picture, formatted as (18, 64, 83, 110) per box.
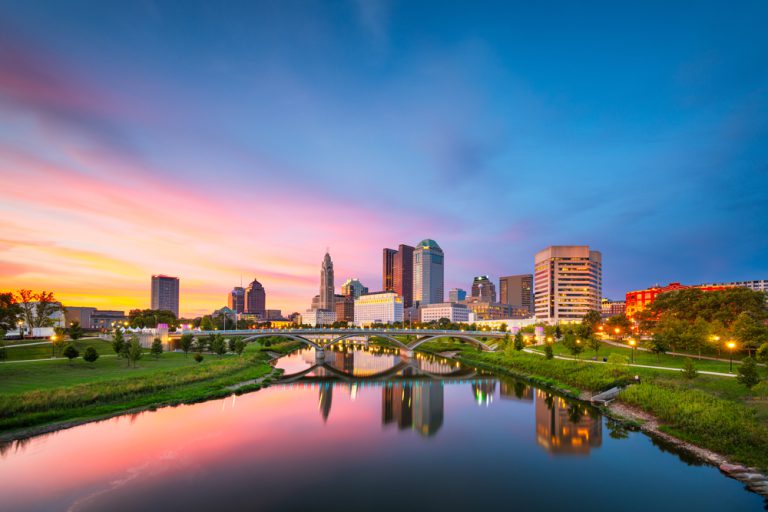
(421, 342, 768, 499)
(0, 340, 302, 443)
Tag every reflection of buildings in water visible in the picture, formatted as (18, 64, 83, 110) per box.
(382, 382, 443, 436)
(499, 380, 533, 401)
(472, 381, 497, 406)
(535, 390, 601, 455)
(318, 385, 333, 423)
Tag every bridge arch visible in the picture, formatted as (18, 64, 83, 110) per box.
(409, 334, 494, 352)
(240, 333, 322, 350)
(326, 333, 410, 350)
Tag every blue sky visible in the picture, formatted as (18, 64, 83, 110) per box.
(1, 0, 766, 313)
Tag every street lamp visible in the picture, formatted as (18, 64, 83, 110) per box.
(50, 334, 57, 358)
(17, 320, 24, 340)
(727, 341, 736, 373)
(628, 338, 637, 363)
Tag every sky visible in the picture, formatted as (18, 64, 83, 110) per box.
(1, 0, 767, 317)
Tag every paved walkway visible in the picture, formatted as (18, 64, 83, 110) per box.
(523, 348, 736, 378)
(601, 339, 744, 364)
(0, 354, 118, 364)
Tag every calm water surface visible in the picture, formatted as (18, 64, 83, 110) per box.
(0, 346, 763, 511)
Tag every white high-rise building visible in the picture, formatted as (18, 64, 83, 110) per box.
(534, 246, 602, 323)
(354, 292, 403, 326)
(412, 239, 444, 306)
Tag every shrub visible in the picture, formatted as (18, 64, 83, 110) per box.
(737, 357, 761, 389)
(83, 346, 99, 364)
(63, 344, 79, 364)
(150, 338, 163, 358)
(681, 358, 698, 380)
(544, 343, 554, 360)
(194, 352, 204, 363)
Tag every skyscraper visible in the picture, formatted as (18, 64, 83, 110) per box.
(499, 274, 533, 315)
(245, 279, 266, 317)
(412, 239, 444, 306)
(341, 278, 368, 299)
(393, 244, 414, 308)
(319, 251, 335, 311)
(471, 275, 496, 302)
(151, 275, 179, 317)
(228, 286, 245, 314)
(534, 246, 602, 323)
(448, 288, 467, 302)
(382, 248, 396, 291)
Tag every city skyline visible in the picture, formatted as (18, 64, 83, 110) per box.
(2, 2, 767, 317)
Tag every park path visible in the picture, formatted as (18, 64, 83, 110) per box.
(600, 338, 742, 364)
(523, 348, 736, 378)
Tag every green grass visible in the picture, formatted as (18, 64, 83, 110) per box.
(0, 343, 275, 436)
(2, 338, 113, 362)
(531, 340, 739, 373)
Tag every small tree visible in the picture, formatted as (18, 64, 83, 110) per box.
(544, 343, 554, 360)
(757, 343, 768, 365)
(607, 353, 630, 378)
(150, 337, 163, 358)
(179, 333, 194, 357)
(83, 346, 99, 364)
(234, 339, 246, 356)
(127, 338, 143, 368)
(682, 358, 698, 380)
(112, 330, 126, 357)
(193, 352, 204, 363)
(737, 357, 761, 389)
(228, 338, 238, 353)
(513, 332, 524, 351)
(587, 335, 601, 357)
(211, 335, 226, 356)
(554, 325, 562, 340)
(648, 334, 669, 362)
(563, 332, 583, 359)
(67, 321, 84, 340)
(63, 344, 79, 365)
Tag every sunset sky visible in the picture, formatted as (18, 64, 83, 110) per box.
(2, 1, 767, 317)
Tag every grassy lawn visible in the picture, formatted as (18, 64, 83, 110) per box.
(0, 341, 278, 436)
(2, 337, 114, 362)
(529, 340, 740, 373)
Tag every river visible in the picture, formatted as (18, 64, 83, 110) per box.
(0, 346, 762, 511)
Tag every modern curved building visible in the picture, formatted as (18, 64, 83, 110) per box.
(413, 239, 444, 306)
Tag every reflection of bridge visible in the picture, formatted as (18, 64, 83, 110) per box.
(177, 328, 503, 359)
(279, 359, 479, 383)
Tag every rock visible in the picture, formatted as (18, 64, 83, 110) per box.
(720, 463, 748, 474)
(738, 473, 766, 482)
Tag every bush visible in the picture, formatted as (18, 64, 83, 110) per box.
(737, 357, 761, 389)
(83, 346, 99, 364)
(63, 344, 79, 364)
(544, 343, 554, 360)
(681, 358, 698, 380)
(150, 338, 163, 358)
(194, 352, 204, 363)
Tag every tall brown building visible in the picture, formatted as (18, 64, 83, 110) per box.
(393, 244, 414, 308)
(382, 248, 397, 291)
(499, 274, 533, 315)
(334, 294, 354, 323)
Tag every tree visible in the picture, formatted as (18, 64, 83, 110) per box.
(112, 329, 126, 357)
(63, 344, 79, 364)
(233, 339, 246, 356)
(127, 308, 178, 329)
(499, 323, 508, 333)
(544, 343, 554, 360)
(0, 293, 21, 332)
(83, 346, 99, 364)
(587, 335, 602, 357)
(150, 337, 163, 358)
(736, 357, 761, 389)
(127, 337, 143, 368)
(648, 334, 670, 362)
(682, 358, 698, 380)
(179, 333, 194, 357)
(562, 332, 583, 359)
(513, 332, 524, 351)
(211, 335, 226, 356)
(757, 343, 768, 365)
(605, 314, 632, 339)
(67, 321, 84, 340)
(554, 325, 562, 340)
(732, 312, 768, 357)
(193, 352, 204, 363)
(228, 338, 238, 353)
(582, 310, 602, 333)
(17, 290, 62, 330)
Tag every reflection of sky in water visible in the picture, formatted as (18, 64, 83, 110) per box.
(0, 348, 762, 511)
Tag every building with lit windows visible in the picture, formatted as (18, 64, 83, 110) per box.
(698, 280, 767, 293)
(471, 275, 496, 302)
(335, 294, 354, 323)
(301, 308, 336, 327)
(420, 302, 469, 323)
(354, 291, 403, 326)
(382, 248, 396, 292)
(601, 298, 626, 318)
(499, 274, 533, 315)
(413, 239, 444, 306)
(228, 286, 245, 314)
(464, 299, 524, 320)
(151, 275, 179, 317)
(245, 278, 266, 317)
(534, 246, 602, 323)
(319, 252, 335, 311)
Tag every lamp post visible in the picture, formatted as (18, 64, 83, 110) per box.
(628, 338, 637, 363)
(614, 327, 621, 341)
(50, 334, 56, 358)
(17, 320, 24, 341)
(727, 341, 736, 373)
